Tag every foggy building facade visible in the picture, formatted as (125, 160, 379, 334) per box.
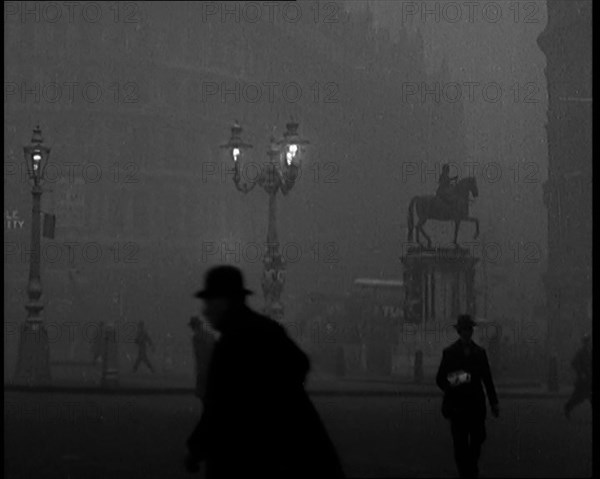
(537, 0, 592, 374)
(4, 2, 466, 377)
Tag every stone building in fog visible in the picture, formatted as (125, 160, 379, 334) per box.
(537, 0, 592, 373)
(4, 1, 466, 374)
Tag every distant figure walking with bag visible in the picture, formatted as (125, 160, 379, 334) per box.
(436, 315, 499, 478)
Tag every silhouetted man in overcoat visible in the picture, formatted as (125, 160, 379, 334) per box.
(436, 315, 499, 478)
(185, 265, 345, 479)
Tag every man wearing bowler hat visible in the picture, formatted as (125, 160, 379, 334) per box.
(185, 265, 345, 479)
(436, 314, 499, 478)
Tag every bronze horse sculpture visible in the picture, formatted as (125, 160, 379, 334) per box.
(407, 176, 479, 248)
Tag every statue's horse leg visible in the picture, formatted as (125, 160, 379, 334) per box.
(466, 216, 480, 239)
(453, 219, 460, 246)
(414, 199, 431, 248)
(417, 219, 432, 249)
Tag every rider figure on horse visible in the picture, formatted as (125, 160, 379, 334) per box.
(436, 164, 458, 205)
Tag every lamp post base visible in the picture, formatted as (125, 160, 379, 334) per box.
(101, 325, 120, 388)
(262, 249, 286, 322)
(13, 320, 51, 387)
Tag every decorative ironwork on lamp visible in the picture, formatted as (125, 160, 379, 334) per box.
(219, 118, 309, 321)
(24, 125, 51, 184)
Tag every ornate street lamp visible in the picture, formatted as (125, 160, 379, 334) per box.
(13, 126, 52, 386)
(278, 117, 309, 168)
(220, 118, 309, 321)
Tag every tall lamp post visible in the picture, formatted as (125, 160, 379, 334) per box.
(13, 125, 52, 386)
(221, 118, 309, 321)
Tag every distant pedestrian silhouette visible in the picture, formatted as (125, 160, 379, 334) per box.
(564, 333, 592, 419)
(185, 265, 345, 479)
(436, 315, 499, 478)
(133, 321, 155, 373)
(91, 321, 105, 364)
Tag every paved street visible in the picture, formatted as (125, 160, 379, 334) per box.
(4, 391, 591, 478)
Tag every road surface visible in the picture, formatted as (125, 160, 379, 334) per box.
(4, 391, 592, 478)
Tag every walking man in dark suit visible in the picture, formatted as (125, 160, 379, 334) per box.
(185, 265, 345, 479)
(436, 314, 499, 478)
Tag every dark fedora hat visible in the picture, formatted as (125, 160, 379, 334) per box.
(194, 265, 253, 299)
(453, 314, 477, 330)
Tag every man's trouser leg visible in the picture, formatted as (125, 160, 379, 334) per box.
(133, 354, 142, 372)
(451, 417, 471, 477)
(468, 417, 486, 477)
(143, 355, 155, 373)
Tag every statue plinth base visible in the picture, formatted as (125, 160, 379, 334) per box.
(401, 244, 476, 264)
(398, 243, 479, 378)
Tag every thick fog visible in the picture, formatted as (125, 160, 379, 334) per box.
(4, 1, 592, 478)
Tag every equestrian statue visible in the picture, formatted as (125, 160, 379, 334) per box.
(407, 164, 479, 248)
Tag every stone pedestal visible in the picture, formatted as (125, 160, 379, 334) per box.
(401, 246, 478, 323)
(399, 246, 479, 377)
